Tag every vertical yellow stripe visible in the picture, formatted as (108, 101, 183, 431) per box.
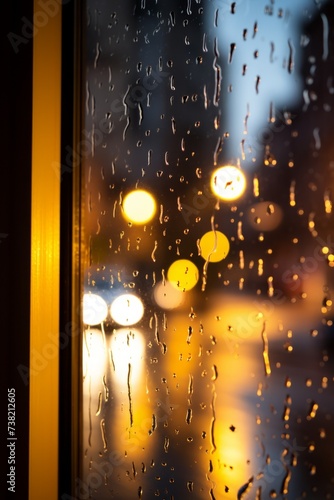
(30, 1, 61, 499)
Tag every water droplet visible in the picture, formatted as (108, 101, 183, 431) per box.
(187, 481, 194, 492)
(229, 43, 236, 63)
(186, 408, 192, 424)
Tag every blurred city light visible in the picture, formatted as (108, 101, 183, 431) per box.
(153, 280, 185, 309)
(211, 165, 246, 201)
(167, 259, 199, 291)
(83, 293, 108, 325)
(199, 230, 230, 262)
(122, 189, 156, 224)
(110, 293, 144, 326)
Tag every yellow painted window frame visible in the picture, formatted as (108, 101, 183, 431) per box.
(30, 1, 62, 498)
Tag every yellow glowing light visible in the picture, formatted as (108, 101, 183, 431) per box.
(211, 165, 246, 201)
(122, 189, 156, 224)
(153, 280, 185, 309)
(199, 230, 230, 262)
(83, 293, 108, 325)
(167, 259, 199, 291)
(110, 294, 144, 326)
(110, 328, 145, 387)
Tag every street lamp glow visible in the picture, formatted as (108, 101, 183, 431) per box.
(122, 189, 156, 224)
(83, 293, 108, 325)
(110, 294, 144, 326)
(153, 280, 185, 309)
(211, 165, 246, 201)
(199, 230, 230, 262)
(167, 259, 199, 291)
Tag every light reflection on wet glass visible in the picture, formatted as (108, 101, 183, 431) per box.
(80, 1, 334, 498)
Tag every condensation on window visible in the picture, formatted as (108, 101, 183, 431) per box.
(80, 1, 334, 498)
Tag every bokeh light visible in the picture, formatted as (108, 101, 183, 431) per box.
(153, 280, 185, 309)
(110, 294, 144, 326)
(122, 189, 156, 224)
(199, 230, 230, 262)
(83, 293, 108, 325)
(211, 165, 246, 201)
(110, 328, 145, 388)
(247, 201, 283, 231)
(82, 328, 107, 386)
(167, 259, 199, 291)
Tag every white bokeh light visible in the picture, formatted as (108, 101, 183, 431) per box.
(110, 294, 144, 326)
(211, 165, 246, 201)
(83, 293, 108, 325)
(110, 328, 145, 388)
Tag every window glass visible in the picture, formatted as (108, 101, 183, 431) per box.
(80, 1, 334, 498)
